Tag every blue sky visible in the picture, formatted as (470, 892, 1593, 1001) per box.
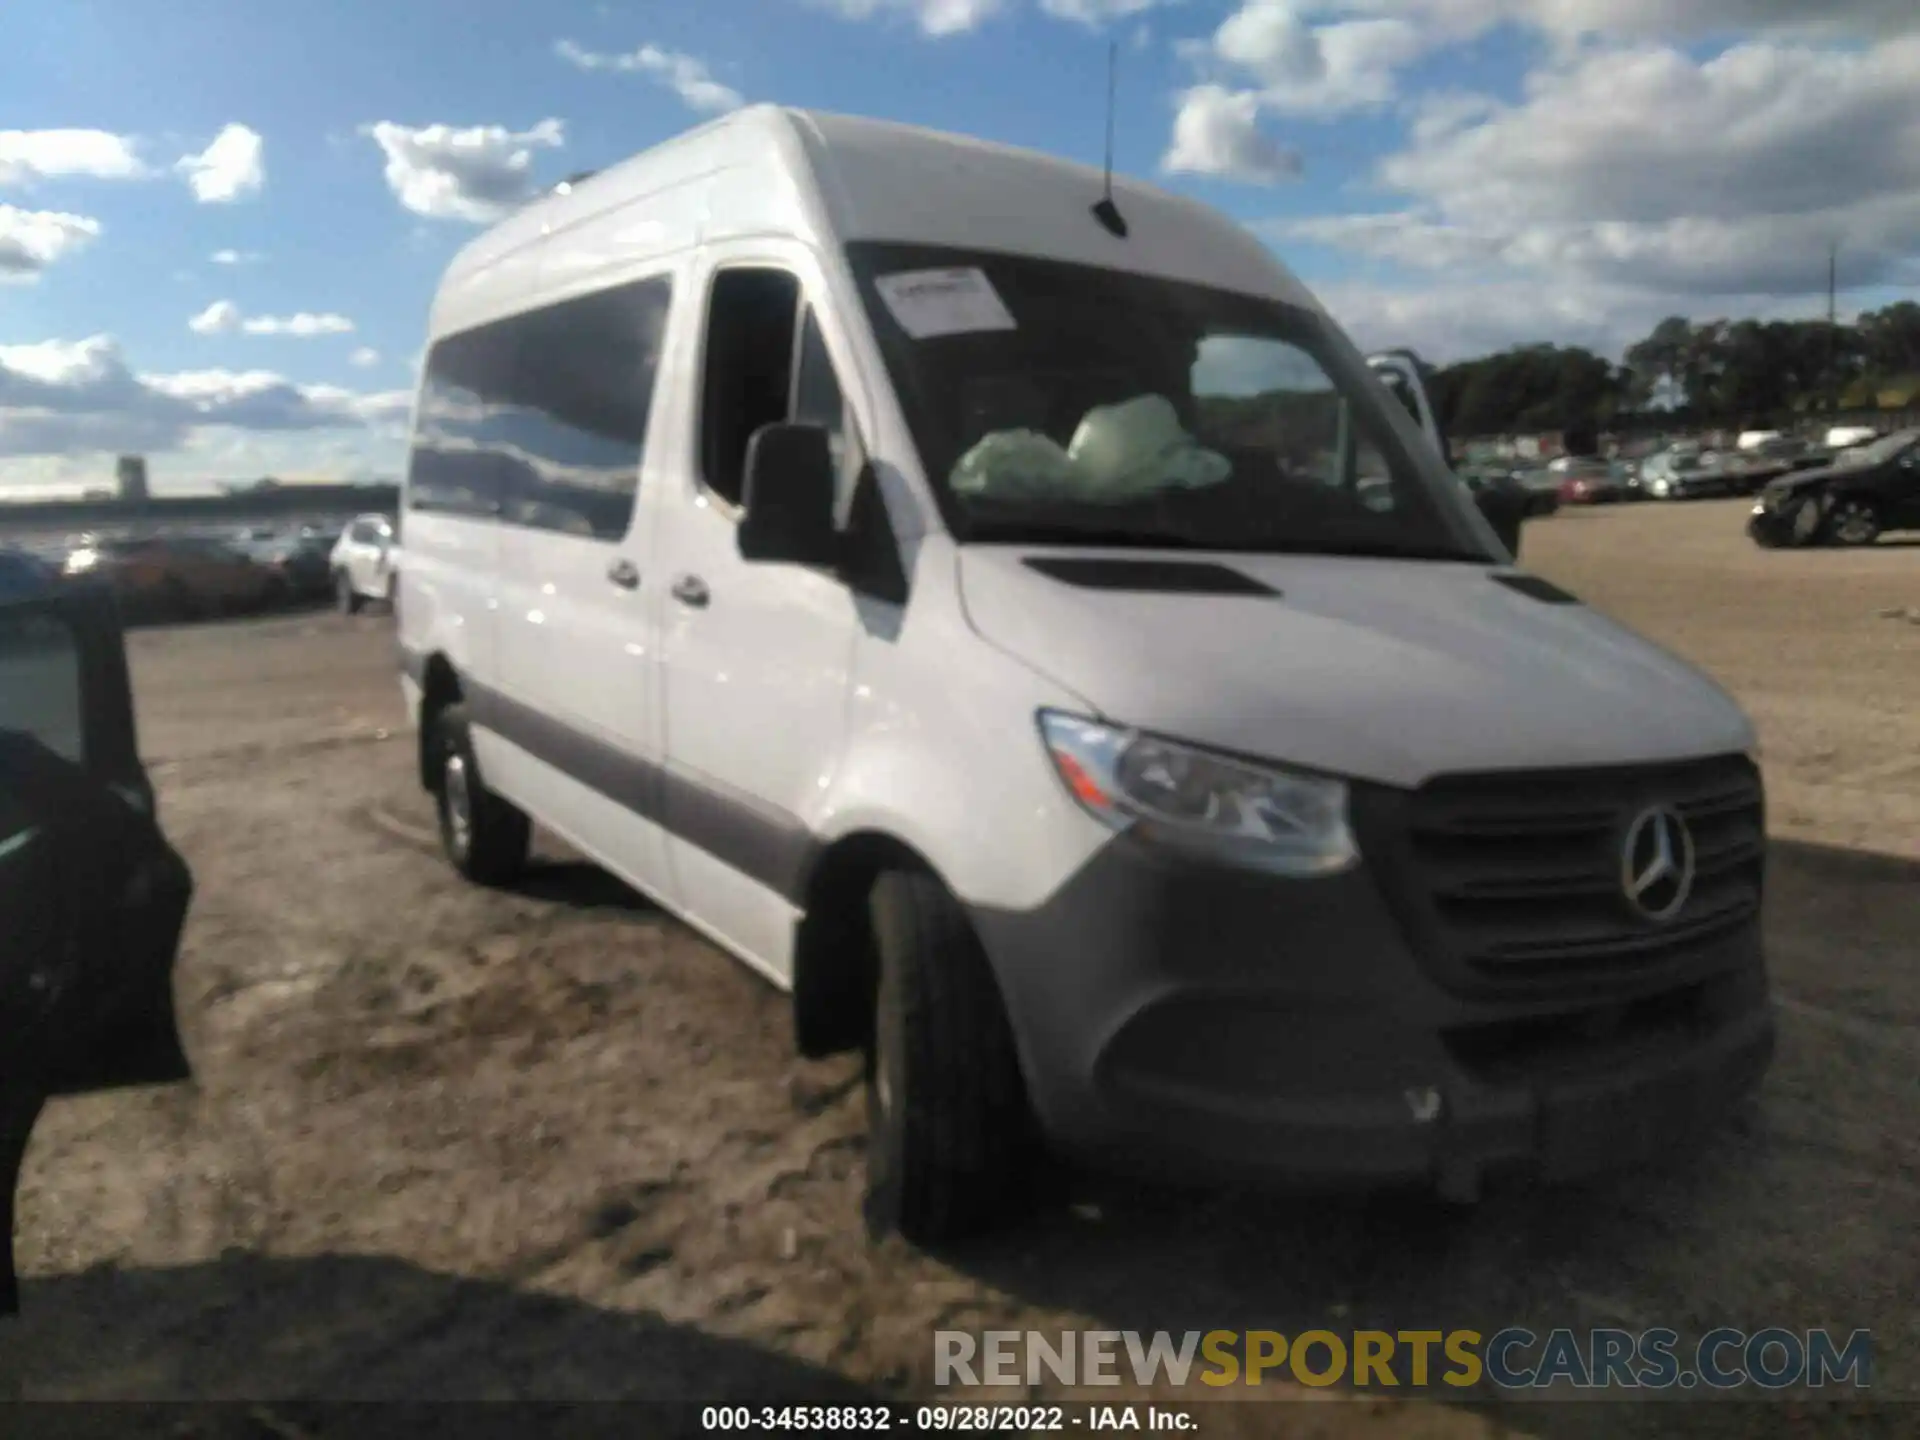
(4, 0, 1917, 495)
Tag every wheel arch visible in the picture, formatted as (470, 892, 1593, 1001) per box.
(791, 828, 944, 1059)
(416, 653, 463, 791)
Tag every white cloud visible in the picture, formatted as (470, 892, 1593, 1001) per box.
(190, 302, 356, 338)
(810, 0, 1008, 37)
(0, 335, 404, 470)
(1182, 2, 1429, 117)
(1161, 84, 1301, 182)
(245, 312, 355, 337)
(1237, 9, 1920, 357)
(1380, 36, 1920, 228)
(555, 39, 744, 113)
(0, 128, 146, 187)
(209, 248, 262, 265)
(188, 300, 241, 335)
(1040, 0, 1169, 25)
(349, 347, 381, 368)
(176, 123, 265, 204)
(361, 118, 565, 223)
(1334, 0, 1920, 45)
(0, 205, 102, 281)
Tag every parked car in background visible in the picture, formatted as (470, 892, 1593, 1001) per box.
(328, 514, 399, 613)
(1641, 449, 1738, 500)
(1749, 427, 1920, 548)
(1557, 458, 1628, 505)
(60, 534, 285, 620)
(1458, 464, 1560, 518)
(238, 528, 336, 603)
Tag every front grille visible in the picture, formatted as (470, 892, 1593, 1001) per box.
(1353, 754, 1765, 998)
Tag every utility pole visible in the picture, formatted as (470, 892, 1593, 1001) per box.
(1826, 241, 1839, 417)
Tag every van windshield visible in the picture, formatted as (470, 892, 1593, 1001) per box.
(844, 242, 1494, 562)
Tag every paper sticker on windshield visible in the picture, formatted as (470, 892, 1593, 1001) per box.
(874, 268, 1016, 340)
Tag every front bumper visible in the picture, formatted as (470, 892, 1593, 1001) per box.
(970, 832, 1773, 1196)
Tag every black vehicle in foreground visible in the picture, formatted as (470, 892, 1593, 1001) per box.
(1748, 428, 1920, 548)
(1, 551, 194, 1339)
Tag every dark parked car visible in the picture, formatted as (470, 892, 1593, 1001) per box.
(60, 534, 285, 619)
(238, 528, 337, 603)
(1458, 465, 1560, 519)
(1748, 428, 1920, 548)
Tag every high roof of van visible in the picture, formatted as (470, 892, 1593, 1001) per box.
(433, 105, 1316, 330)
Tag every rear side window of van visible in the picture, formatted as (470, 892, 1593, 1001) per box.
(409, 275, 673, 542)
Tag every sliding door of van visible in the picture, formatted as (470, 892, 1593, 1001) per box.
(654, 245, 869, 982)
(443, 266, 675, 906)
(483, 271, 680, 905)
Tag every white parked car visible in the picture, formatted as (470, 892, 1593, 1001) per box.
(328, 513, 398, 613)
(394, 105, 1773, 1242)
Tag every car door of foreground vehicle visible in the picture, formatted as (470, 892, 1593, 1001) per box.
(653, 247, 870, 982)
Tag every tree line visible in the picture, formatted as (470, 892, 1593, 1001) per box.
(1420, 300, 1920, 445)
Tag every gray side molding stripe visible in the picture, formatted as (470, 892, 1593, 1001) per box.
(400, 645, 818, 906)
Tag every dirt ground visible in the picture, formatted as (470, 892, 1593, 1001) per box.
(11, 499, 1918, 1436)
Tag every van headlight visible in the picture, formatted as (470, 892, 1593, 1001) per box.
(1038, 711, 1358, 876)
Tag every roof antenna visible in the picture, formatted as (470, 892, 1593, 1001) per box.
(1090, 39, 1129, 239)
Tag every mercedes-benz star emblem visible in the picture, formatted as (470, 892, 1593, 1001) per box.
(1621, 805, 1695, 922)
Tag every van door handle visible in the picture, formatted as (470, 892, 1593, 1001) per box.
(670, 574, 710, 608)
(606, 558, 641, 590)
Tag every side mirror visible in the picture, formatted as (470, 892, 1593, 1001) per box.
(739, 422, 840, 567)
(1473, 482, 1527, 558)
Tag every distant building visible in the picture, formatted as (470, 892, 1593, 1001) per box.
(116, 455, 150, 504)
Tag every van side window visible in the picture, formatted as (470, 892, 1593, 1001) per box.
(701, 268, 802, 507)
(410, 323, 520, 519)
(498, 276, 673, 541)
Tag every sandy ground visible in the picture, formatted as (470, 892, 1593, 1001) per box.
(10, 499, 1918, 1436)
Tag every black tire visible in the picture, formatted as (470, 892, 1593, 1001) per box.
(430, 702, 531, 886)
(863, 869, 1034, 1245)
(336, 570, 363, 615)
(163, 579, 203, 623)
(1825, 496, 1881, 547)
(1783, 495, 1825, 548)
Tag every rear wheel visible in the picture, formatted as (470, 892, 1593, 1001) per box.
(1826, 497, 1881, 547)
(431, 702, 530, 886)
(863, 869, 1034, 1245)
(335, 570, 363, 615)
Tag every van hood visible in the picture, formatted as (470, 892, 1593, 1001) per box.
(958, 548, 1754, 790)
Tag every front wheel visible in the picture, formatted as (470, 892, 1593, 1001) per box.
(863, 870, 1035, 1245)
(335, 570, 363, 615)
(1784, 495, 1826, 547)
(1825, 497, 1881, 547)
(431, 702, 531, 886)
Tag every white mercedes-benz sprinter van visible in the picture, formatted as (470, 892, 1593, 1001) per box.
(396, 106, 1773, 1241)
